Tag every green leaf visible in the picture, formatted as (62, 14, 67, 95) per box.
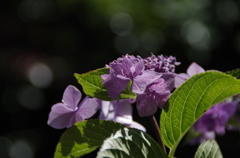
(179, 127, 200, 148)
(97, 127, 168, 158)
(226, 116, 240, 130)
(194, 140, 223, 158)
(160, 71, 240, 157)
(225, 68, 240, 79)
(54, 119, 125, 158)
(74, 68, 136, 101)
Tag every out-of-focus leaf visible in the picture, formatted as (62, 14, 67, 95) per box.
(97, 127, 168, 158)
(54, 119, 124, 158)
(194, 140, 223, 158)
(225, 68, 240, 79)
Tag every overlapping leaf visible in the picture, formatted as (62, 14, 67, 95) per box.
(194, 140, 223, 158)
(74, 68, 136, 101)
(225, 68, 240, 79)
(54, 119, 124, 158)
(97, 127, 168, 158)
(160, 71, 240, 157)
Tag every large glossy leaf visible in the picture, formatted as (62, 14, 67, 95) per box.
(97, 127, 168, 158)
(160, 71, 240, 157)
(74, 68, 136, 101)
(54, 119, 125, 158)
(194, 140, 223, 158)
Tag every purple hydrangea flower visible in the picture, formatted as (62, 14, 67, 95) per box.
(102, 54, 162, 99)
(136, 73, 175, 117)
(47, 85, 99, 129)
(194, 101, 238, 135)
(175, 62, 205, 88)
(227, 94, 240, 131)
(102, 54, 179, 117)
(189, 131, 216, 145)
(98, 99, 146, 131)
(144, 53, 180, 73)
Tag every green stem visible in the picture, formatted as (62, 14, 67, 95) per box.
(149, 115, 167, 154)
(168, 146, 177, 158)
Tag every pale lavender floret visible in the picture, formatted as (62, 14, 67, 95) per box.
(174, 62, 205, 88)
(144, 54, 180, 73)
(190, 101, 238, 145)
(98, 100, 115, 121)
(189, 131, 216, 145)
(102, 54, 162, 99)
(47, 85, 99, 129)
(98, 99, 146, 132)
(136, 73, 175, 117)
(194, 101, 238, 135)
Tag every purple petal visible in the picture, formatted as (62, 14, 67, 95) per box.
(111, 64, 128, 79)
(132, 70, 161, 94)
(147, 78, 166, 93)
(218, 111, 229, 125)
(161, 73, 175, 91)
(189, 131, 215, 145)
(103, 74, 130, 99)
(101, 74, 110, 80)
(194, 120, 210, 133)
(129, 121, 146, 132)
(144, 78, 171, 109)
(155, 92, 171, 109)
(47, 103, 75, 129)
(136, 94, 158, 117)
(99, 100, 115, 120)
(77, 97, 99, 120)
(199, 131, 216, 144)
(115, 99, 132, 116)
(187, 62, 205, 77)
(194, 112, 216, 133)
(114, 99, 133, 125)
(121, 57, 135, 77)
(214, 123, 225, 135)
(174, 73, 190, 88)
(70, 113, 84, 127)
(114, 99, 146, 131)
(221, 101, 238, 117)
(62, 85, 81, 110)
(132, 59, 145, 77)
(115, 116, 133, 126)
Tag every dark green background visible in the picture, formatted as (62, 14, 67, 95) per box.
(1, 0, 240, 157)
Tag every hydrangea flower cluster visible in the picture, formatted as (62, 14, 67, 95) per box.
(47, 54, 240, 152)
(102, 54, 179, 117)
(47, 54, 180, 129)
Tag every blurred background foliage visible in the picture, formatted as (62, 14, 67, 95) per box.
(1, 0, 240, 157)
